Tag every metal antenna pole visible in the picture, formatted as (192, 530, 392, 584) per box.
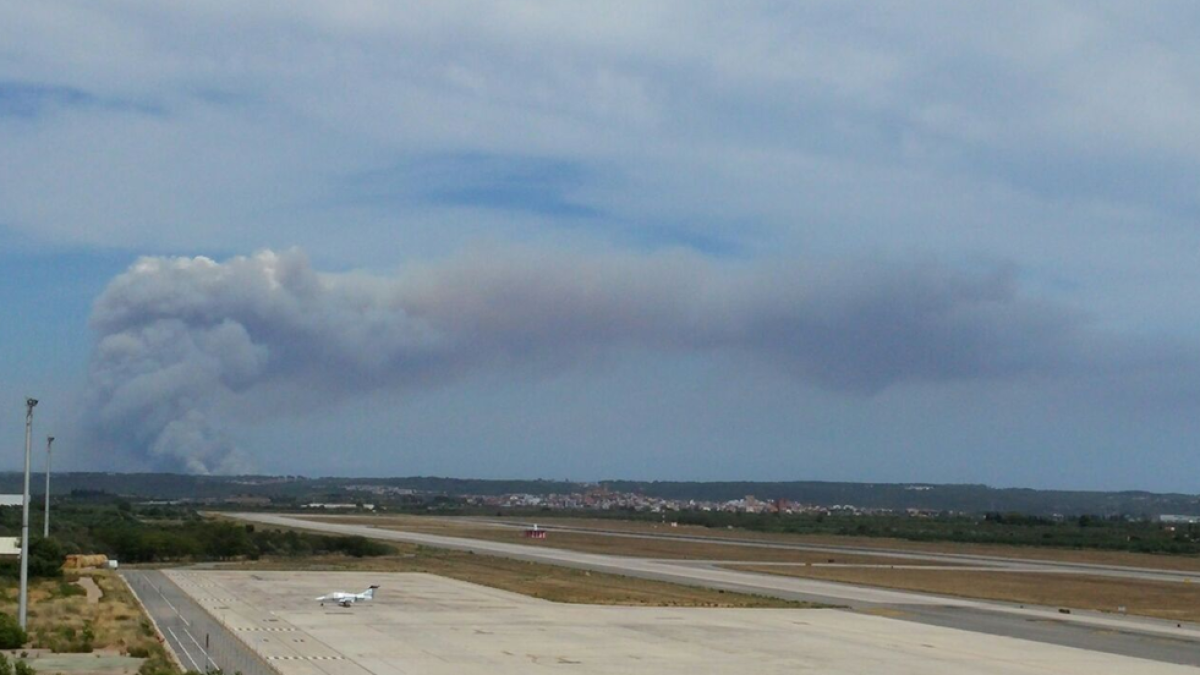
(44, 436, 54, 538)
(19, 398, 37, 629)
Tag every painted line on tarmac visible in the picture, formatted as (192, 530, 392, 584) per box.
(166, 626, 202, 672)
(156, 585, 190, 628)
(181, 625, 219, 673)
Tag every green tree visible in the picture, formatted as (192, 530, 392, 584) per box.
(201, 523, 256, 559)
(0, 614, 27, 649)
(28, 537, 64, 579)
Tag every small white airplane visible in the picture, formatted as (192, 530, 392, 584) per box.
(316, 585, 379, 608)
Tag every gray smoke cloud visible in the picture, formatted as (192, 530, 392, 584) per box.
(84, 248, 1084, 473)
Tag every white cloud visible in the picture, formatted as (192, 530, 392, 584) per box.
(6, 1, 1200, 486)
(5, 2, 1200, 264)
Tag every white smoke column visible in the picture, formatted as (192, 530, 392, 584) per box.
(84, 248, 1078, 473)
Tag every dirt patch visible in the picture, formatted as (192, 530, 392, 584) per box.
(75, 577, 103, 604)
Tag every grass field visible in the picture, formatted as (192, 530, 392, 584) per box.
(729, 564, 1200, 623)
(224, 543, 823, 609)
(302, 514, 956, 566)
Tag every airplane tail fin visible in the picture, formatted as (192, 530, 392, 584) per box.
(362, 585, 379, 599)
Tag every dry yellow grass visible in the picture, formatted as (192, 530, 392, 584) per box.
(226, 544, 824, 609)
(730, 564, 1200, 623)
(0, 572, 173, 666)
(306, 514, 952, 566)
(441, 515, 1200, 572)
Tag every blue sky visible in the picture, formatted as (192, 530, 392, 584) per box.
(3, 2, 1200, 489)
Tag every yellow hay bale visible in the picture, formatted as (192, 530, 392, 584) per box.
(63, 554, 109, 570)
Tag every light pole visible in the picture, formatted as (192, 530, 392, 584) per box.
(19, 398, 37, 629)
(44, 436, 54, 538)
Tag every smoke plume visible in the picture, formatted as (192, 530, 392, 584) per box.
(84, 248, 1081, 473)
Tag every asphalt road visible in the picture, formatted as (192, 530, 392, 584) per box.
(229, 511, 1200, 667)
(124, 569, 277, 675)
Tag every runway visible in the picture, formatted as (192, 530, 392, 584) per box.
(158, 569, 1200, 674)
(230, 511, 1200, 666)
(462, 517, 1200, 584)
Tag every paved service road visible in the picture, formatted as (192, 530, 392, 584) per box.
(124, 569, 278, 675)
(229, 512, 1200, 667)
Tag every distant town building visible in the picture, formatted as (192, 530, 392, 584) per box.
(346, 485, 416, 496)
(303, 503, 375, 511)
(1157, 514, 1200, 524)
(460, 488, 919, 518)
(223, 495, 272, 506)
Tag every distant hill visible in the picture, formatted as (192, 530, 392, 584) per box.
(0, 472, 1196, 517)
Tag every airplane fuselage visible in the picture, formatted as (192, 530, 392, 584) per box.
(316, 585, 379, 608)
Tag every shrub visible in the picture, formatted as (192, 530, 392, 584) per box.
(136, 654, 176, 675)
(52, 581, 86, 599)
(49, 622, 93, 653)
(0, 614, 27, 649)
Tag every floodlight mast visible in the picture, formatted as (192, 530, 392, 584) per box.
(19, 398, 37, 629)
(44, 436, 54, 538)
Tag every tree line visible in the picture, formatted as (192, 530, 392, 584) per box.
(0, 503, 392, 575)
(496, 507, 1200, 555)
